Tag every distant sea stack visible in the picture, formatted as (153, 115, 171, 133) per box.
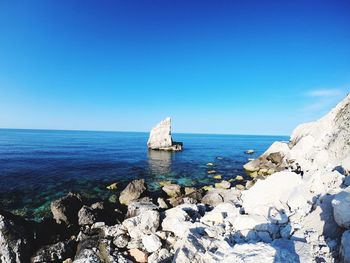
(147, 117, 183, 151)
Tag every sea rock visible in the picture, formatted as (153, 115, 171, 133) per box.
(147, 117, 183, 151)
(31, 240, 76, 263)
(0, 211, 33, 263)
(119, 179, 147, 205)
(340, 230, 350, 263)
(50, 193, 83, 225)
(141, 233, 162, 253)
(162, 184, 181, 197)
(332, 186, 350, 228)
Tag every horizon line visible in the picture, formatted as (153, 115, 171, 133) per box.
(0, 127, 290, 138)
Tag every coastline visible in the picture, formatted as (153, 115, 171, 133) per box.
(1, 94, 350, 263)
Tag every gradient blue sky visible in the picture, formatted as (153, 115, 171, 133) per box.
(0, 0, 349, 135)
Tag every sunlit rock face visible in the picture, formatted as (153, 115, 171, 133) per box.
(244, 93, 350, 175)
(289, 93, 350, 170)
(147, 117, 183, 151)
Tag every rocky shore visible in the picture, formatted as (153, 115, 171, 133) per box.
(1, 94, 350, 263)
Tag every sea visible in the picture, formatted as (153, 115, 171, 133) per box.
(0, 129, 288, 220)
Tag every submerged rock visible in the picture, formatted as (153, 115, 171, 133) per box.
(119, 179, 147, 205)
(147, 117, 183, 151)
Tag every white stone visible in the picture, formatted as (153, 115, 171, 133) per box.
(332, 186, 350, 228)
(147, 117, 172, 149)
(161, 207, 192, 238)
(241, 171, 303, 218)
(201, 203, 239, 225)
(212, 239, 313, 263)
(142, 234, 162, 253)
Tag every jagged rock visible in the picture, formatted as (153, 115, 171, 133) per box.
(142, 234, 162, 253)
(0, 211, 33, 263)
(147, 118, 183, 151)
(78, 206, 98, 226)
(119, 179, 147, 205)
(161, 207, 193, 238)
(340, 230, 350, 263)
(172, 228, 216, 263)
(50, 193, 83, 225)
(162, 184, 181, 197)
(290, 93, 350, 170)
(332, 186, 350, 228)
(31, 240, 76, 263)
(74, 228, 123, 263)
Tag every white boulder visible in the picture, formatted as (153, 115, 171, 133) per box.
(142, 234, 162, 253)
(241, 171, 303, 218)
(332, 186, 350, 228)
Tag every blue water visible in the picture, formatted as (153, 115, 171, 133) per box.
(0, 129, 288, 219)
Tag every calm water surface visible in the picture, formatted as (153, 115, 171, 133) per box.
(0, 129, 288, 219)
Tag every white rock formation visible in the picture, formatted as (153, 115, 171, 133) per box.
(289, 93, 350, 170)
(147, 117, 183, 151)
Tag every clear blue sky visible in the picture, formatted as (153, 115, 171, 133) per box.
(0, 0, 349, 135)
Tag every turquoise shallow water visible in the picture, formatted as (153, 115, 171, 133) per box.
(0, 129, 288, 219)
